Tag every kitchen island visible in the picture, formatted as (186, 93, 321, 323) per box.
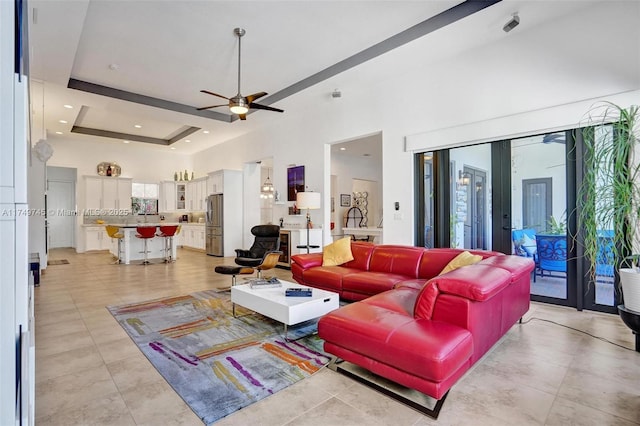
(107, 223, 180, 264)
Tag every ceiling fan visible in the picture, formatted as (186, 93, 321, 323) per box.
(197, 28, 284, 120)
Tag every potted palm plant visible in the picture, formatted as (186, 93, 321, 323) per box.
(576, 102, 640, 312)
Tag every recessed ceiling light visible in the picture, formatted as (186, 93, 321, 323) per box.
(340, 147, 346, 151)
(203, 130, 210, 134)
(185, 139, 191, 143)
(134, 124, 142, 128)
(55, 131, 63, 135)
(63, 104, 73, 109)
(123, 140, 130, 144)
(170, 147, 176, 150)
(59, 120, 67, 124)
(108, 63, 119, 71)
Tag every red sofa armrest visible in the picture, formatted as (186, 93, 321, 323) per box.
(291, 253, 323, 269)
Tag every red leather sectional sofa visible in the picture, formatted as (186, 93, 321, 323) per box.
(290, 243, 534, 400)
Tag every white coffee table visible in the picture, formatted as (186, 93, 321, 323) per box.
(230, 282, 339, 339)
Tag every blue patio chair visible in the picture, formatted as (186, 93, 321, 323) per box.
(512, 228, 538, 281)
(595, 230, 614, 281)
(536, 234, 567, 279)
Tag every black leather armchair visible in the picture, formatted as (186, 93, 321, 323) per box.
(235, 224, 281, 267)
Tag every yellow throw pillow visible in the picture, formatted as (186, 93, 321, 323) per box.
(439, 250, 482, 275)
(322, 237, 354, 266)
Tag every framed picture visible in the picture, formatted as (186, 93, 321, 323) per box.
(287, 165, 305, 201)
(340, 194, 351, 207)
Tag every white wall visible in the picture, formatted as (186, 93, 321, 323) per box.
(33, 2, 640, 250)
(47, 137, 192, 182)
(189, 2, 639, 246)
(28, 153, 47, 269)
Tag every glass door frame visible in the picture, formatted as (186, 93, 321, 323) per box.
(414, 129, 620, 314)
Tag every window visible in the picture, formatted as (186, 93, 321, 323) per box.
(132, 182, 159, 215)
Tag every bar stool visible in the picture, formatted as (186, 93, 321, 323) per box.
(105, 225, 124, 264)
(135, 226, 157, 265)
(156, 225, 179, 262)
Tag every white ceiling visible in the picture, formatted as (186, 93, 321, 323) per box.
(28, 0, 601, 155)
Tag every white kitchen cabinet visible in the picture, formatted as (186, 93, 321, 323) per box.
(84, 177, 103, 210)
(84, 176, 132, 213)
(199, 178, 208, 210)
(1, 9, 32, 420)
(159, 181, 176, 212)
(196, 226, 205, 249)
(185, 182, 195, 211)
(179, 225, 191, 247)
(208, 171, 223, 194)
(176, 183, 186, 210)
(84, 226, 109, 251)
(185, 177, 208, 211)
(160, 181, 188, 212)
(179, 224, 205, 250)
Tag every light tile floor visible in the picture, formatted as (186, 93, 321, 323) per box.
(35, 248, 640, 425)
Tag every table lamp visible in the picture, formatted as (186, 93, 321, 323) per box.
(296, 191, 321, 253)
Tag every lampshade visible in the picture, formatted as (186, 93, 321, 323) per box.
(296, 191, 321, 210)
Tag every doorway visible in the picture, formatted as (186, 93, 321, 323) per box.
(329, 133, 382, 242)
(47, 166, 77, 249)
(522, 178, 552, 232)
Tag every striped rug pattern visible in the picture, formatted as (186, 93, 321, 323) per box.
(108, 289, 329, 424)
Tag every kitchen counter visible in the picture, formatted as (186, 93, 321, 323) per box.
(83, 222, 184, 228)
(82, 222, 207, 228)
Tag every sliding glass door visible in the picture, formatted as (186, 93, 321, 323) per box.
(510, 133, 572, 305)
(415, 127, 620, 313)
(449, 144, 491, 250)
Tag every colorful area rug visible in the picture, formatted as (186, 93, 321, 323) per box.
(108, 290, 330, 424)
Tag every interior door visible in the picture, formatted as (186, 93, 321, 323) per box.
(48, 180, 75, 248)
(522, 178, 552, 232)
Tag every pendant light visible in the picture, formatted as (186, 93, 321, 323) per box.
(261, 168, 274, 199)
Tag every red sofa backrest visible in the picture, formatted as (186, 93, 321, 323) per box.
(368, 245, 425, 278)
(417, 248, 503, 279)
(342, 242, 375, 270)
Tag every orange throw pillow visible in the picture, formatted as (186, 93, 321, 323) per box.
(322, 237, 354, 266)
(439, 250, 482, 275)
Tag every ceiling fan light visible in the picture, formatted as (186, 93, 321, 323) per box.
(230, 104, 249, 115)
(229, 96, 249, 115)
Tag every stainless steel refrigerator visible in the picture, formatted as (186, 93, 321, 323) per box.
(206, 194, 223, 256)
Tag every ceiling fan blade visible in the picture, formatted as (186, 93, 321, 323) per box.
(250, 103, 284, 113)
(238, 113, 247, 120)
(196, 103, 228, 111)
(200, 90, 229, 100)
(245, 91, 268, 104)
